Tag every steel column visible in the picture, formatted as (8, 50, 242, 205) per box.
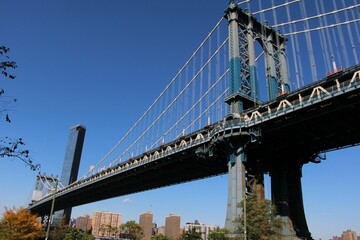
(265, 34, 280, 100)
(225, 149, 246, 231)
(279, 41, 291, 93)
(247, 21, 258, 100)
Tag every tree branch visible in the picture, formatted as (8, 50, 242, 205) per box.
(0, 137, 40, 171)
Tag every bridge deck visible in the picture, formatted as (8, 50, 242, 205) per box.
(29, 64, 360, 215)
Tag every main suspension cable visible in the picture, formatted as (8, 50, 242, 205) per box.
(284, 19, 360, 36)
(274, 4, 360, 28)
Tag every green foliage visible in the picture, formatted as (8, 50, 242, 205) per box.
(0, 207, 45, 240)
(151, 233, 175, 240)
(180, 226, 202, 240)
(0, 137, 39, 170)
(119, 220, 144, 240)
(234, 193, 283, 240)
(208, 227, 230, 240)
(64, 227, 94, 240)
(48, 218, 68, 240)
(99, 224, 119, 238)
(50, 223, 94, 240)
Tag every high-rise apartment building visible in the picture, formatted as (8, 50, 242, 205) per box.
(184, 220, 218, 240)
(76, 215, 92, 233)
(92, 211, 102, 236)
(139, 211, 153, 240)
(55, 125, 86, 225)
(165, 214, 181, 239)
(92, 211, 122, 237)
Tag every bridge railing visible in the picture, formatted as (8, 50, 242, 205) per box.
(33, 125, 217, 203)
(240, 66, 360, 127)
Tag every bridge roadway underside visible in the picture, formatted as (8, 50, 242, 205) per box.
(30, 144, 229, 215)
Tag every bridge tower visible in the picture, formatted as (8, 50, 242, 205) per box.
(224, 0, 261, 232)
(223, 1, 310, 239)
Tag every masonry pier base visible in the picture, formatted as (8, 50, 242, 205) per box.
(270, 158, 313, 240)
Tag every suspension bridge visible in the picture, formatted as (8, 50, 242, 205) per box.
(28, 1, 360, 239)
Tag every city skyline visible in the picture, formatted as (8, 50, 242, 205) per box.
(0, 1, 359, 240)
(74, 210, 359, 240)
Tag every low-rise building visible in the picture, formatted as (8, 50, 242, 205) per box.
(184, 220, 218, 240)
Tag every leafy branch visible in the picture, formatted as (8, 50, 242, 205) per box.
(1, 45, 17, 123)
(1, 45, 40, 171)
(0, 46, 17, 80)
(0, 137, 40, 171)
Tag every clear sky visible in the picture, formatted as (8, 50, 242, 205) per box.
(0, 1, 359, 240)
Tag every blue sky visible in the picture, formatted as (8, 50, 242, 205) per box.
(0, 1, 359, 239)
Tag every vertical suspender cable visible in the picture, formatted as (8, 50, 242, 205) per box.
(300, 0, 317, 82)
(286, 0, 301, 88)
(351, 0, 360, 44)
(180, 70, 184, 136)
(330, 26, 342, 68)
(295, 23, 305, 87)
(192, 54, 196, 132)
(200, 45, 204, 128)
(177, 73, 182, 137)
(222, 41, 228, 119)
(206, 39, 211, 124)
(319, 0, 337, 70)
(171, 67, 176, 140)
(116, 37, 228, 162)
(157, 85, 162, 146)
(149, 69, 229, 149)
(245, 0, 251, 12)
(315, 0, 331, 73)
(342, 0, 359, 64)
(166, 77, 170, 142)
(184, 64, 189, 135)
(332, 0, 350, 67)
(217, 26, 222, 122)
(208, 33, 212, 125)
